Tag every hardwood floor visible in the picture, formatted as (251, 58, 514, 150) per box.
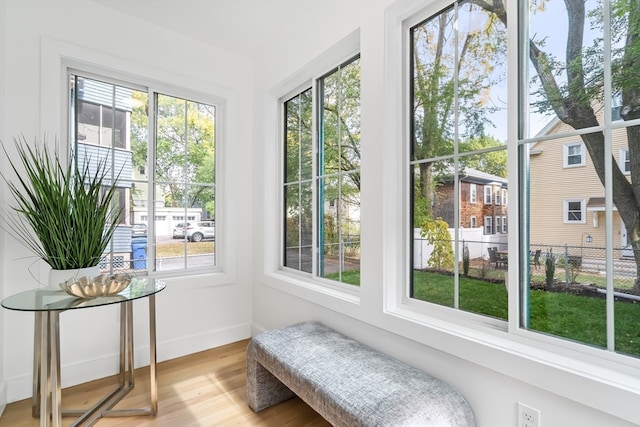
(0, 339, 329, 427)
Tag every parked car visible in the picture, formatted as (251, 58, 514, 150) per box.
(172, 223, 189, 239)
(186, 221, 215, 242)
(131, 223, 147, 237)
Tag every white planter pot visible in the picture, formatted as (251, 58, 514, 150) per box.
(48, 265, 101, 287)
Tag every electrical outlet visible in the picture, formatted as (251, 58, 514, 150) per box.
(518, 402, 540, 427)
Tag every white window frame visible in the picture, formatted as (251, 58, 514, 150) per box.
(563, 142, 585, 168)
(564, 199, 586, 224)
(495, 216, 502, 234)
(470, 216, 476, 228)
(502, 189, 507, 206)
(484, 216, 493, 234)
(67, 68, 223, 278)
(484, 185, 492, 204)
(470, 183, 477, 203)
(620, 148, 630, 174)
(501, 215, 507, 233)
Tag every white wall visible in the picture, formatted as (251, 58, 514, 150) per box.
(0, 0, 253, 404)
(0, 0, 7, 417)
(251, 2, 639, 427)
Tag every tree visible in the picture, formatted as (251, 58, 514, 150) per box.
(459, 136, 507, 177)
(474, 0, 640, 290)
(130, 93, 216, 217)
(412, 2, 507, 222)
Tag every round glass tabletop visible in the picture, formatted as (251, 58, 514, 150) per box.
(1, 277, 166, 312)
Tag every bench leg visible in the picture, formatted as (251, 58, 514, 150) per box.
(246, 341, 295, 412)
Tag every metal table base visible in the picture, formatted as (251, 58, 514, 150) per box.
(31, 296, 158, 427)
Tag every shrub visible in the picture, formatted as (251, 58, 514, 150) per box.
(545, 249, 556, 287)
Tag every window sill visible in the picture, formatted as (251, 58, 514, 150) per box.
(262, 270, 361, 314)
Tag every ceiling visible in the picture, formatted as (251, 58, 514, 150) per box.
(91, 0, 368, 61)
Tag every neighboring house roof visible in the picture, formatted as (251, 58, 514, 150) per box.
(436, 167, 508, 187)
(459, 167, 507, 186)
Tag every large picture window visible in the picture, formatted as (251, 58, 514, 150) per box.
(283, 56, 361, 286)
(70, 74, 217, 275)
(408, 0, 639, 359)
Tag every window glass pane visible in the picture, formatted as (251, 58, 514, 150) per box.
(522, 0, 640, 357)
(410, 2, 508, 318)
(71, 75, 147, 275)
(411, 5, 456, 161)
(285, 90, 313, 183)
(284, 90, 313, 273)
(318, 56, 361, 286)
(526, 0, 604, 138)
(155, 94, 216, 272)
(284, 182, 313, 273)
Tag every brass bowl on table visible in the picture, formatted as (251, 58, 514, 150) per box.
(59, 274, 132, 299)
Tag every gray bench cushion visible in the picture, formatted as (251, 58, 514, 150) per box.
(247, 321, 475, 427)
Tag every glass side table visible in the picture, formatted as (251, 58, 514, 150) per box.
(1, 277, 166, 427)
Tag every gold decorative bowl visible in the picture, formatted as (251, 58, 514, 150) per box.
(59, 274, 132, 299)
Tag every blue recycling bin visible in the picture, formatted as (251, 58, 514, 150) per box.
(131, 237, 147, 270)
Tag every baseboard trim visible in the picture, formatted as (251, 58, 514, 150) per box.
(4, 322, 251, 403)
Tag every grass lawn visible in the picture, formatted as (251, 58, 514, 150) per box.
(328, 269, 640, 357)
(157, 241, 214, 257)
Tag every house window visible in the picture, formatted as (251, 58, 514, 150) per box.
(484, 185, 492, 204)
(495, 216, 501, 234)
(70, 74, 217, 275)
(470, 183, 477, 204)
(501, 215, 507, 233)
(564, 199, 585, 223)
(502, 189, 507, 206)
(564, 143, 585, 167)
(495, 189, 501, 205)
(620, 148, 630, 174)
(470, 216, 476, 228)
(612, 93, 622, 122)
(283, 55, 361, 286)
(484, 216, 493, 235)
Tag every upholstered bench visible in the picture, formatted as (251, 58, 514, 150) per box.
(246, 321, 475, 426)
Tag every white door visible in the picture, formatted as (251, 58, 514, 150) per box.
(621, 219, 633, 258)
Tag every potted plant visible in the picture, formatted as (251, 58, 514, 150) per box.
(1, 136, 122, 285)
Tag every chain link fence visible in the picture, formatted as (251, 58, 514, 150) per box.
(413, 237, 638, 291)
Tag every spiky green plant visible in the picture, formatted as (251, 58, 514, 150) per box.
(1, 136, 122, 270)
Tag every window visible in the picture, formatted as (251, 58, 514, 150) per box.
(484, 216, 493, 235)
(612, 93, 622, 122)
(564, 143, 585, 167)
(620, 148, 630, 174)
(484, 186, 492, 204)
(522, 0, 639, 357)
(470, 216, 476, 228)
(410, 1, 507, 316)
(470, 183, 477, 203)
(408, 0, 640, 361)
(70, 74, 217, 275)
(283, 56, 361, 286)
(563, 199, 585, 224)
(495, 189, 501, 205)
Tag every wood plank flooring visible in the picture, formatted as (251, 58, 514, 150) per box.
(0, 339, 329, 427)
